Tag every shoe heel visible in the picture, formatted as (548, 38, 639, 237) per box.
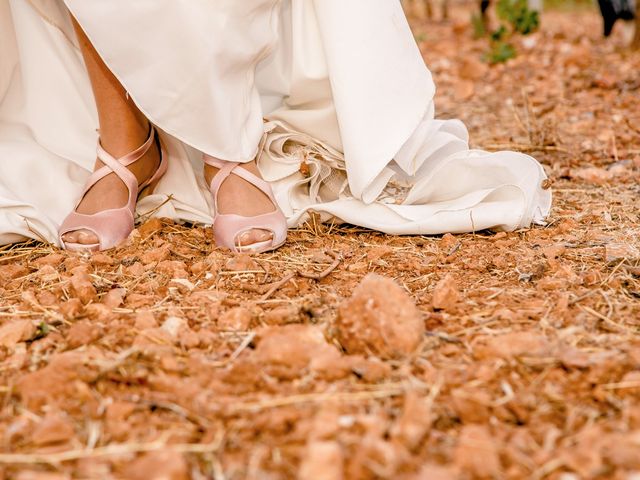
(137, 137, 167, 201)
(138, 175, 161, 200)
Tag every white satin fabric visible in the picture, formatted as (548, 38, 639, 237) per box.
(0, 0, 551, 246)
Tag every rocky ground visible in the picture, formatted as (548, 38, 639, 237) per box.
(1, 4, 640, 480)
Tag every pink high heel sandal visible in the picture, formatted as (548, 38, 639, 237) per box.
(59, 126, 167, 252)
(204, 155, 287, 253)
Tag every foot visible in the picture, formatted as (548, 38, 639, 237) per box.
(61, 126, 160, 246)
(204, 160, 276, 247)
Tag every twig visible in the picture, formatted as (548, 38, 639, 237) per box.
(298, 250, 341, 280)
(226, 385, 417, 413)
(0, 439, 222, 465)
(260, 272, 296, 301)
(261, 250, 342, 300)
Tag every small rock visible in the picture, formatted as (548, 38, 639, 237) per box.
(218, 307, 252, 331)
(59, 298, 83, 320)
(16, 353, 97, 411)
(603, 431, 640, 470)
(156, 260, 189, 279)
(102, 288, 126, 309)
(33, 253, 65, 268)
(69, 272, 97, 304)
(170, 278, 196, 293)
(454, 425, 501, 479)
(572, 167, 613, 185)
(126, 293, 155, 309)
(121, 450, 189, 480)
(605, 242, 640, 264)
(263, 305, 300, 325)
(459, 56, 489, 80)
(440, 233, 458, 251)
(124, 262, 145, 277)
(335, 274, 424, 359)
(90, 253, 115, 266)
(0, 320, 36, 348)
(31, 413, 75, 446)
(299, 441, 344, 480)
(451, 388, 492, 424)
(255, 325, 339, 379)
(15, 472, 71, 480)
(36, 265, 59, 282)
(66, 322, 103, 349)
(84, 304, 116, 322)
(179, 329, 201, 349)
(161, 316, 187, 337)
(391, 391, 432, 451)
(138, 217, 164, 238)
(475, 331, 551, 360)
(346, 356, 392, 383)
(414, 464, 457, 480)
(36, 290, 58, 307)
(140, 244, 171, 265)
(543, 245, 566, 263)
(0, 264, 28, 283)
(454, 80, 475, 100)
(224, 254, 259, 272)
(432, 275, 460, 312)
(135, 311, 158, 330)
(189, 261, 207, 276)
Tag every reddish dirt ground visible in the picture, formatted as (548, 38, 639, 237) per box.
(1, 5, 640, 480)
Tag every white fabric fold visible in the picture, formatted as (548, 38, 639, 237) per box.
(0, 0, 551, 247)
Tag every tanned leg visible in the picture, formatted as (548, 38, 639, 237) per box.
(62, 16, 160, 246)
(204, 160, 276, 246)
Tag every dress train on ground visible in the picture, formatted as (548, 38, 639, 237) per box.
(0, 0, 551, 246)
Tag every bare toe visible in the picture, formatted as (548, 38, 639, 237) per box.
(76, 229, 100, 245)
(61, 231, 78, 244)
(237, 229, 274, 247)
(62, 229, 99, 246)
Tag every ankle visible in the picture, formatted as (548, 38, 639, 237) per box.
(99, 117, 151, 157)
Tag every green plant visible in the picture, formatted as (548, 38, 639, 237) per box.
(475, 0, 540, 64)
(497, 0, 540, 34)
(471, 13, 487, 38)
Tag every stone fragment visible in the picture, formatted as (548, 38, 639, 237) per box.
(224, 254, 259, 272)
(66, 321, 103, 349)
(605, 242, 640, 264)
(432, 275, 460, 312)
(0, 264, 28, 283)
(102, 288, 126, 309)
(90, 253, 115, 266)
(218, 307, 252, 331)
(69, 271, 97, 304)
(138, 217, 164, 237)
(255, 325, 339, 380)
(0, 320, 35, 348)
(32, 413, 75, 446)
(454, 425, 501, 479)
(59, 298, 83, 320)
(33, 253, 65, 268)
(475, 331, 551, 360)
(121, 451, 189, 480)
(335, 274, 424, 359)
(15, 353, 97, 411)
(391, 391, 432, 451)
(161, 316, 187, 337)
(140, 244, 170, 265)
(299, 441, 344, 480)
(156, 260, 189, 278)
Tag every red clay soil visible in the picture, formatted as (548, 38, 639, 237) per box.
(1, 5, 640, 480)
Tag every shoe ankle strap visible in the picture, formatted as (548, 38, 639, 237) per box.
(78, 126, 157, 208)
(97, 125, 156, 169)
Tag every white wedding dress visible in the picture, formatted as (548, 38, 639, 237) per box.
(0, 0, 551, 247)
